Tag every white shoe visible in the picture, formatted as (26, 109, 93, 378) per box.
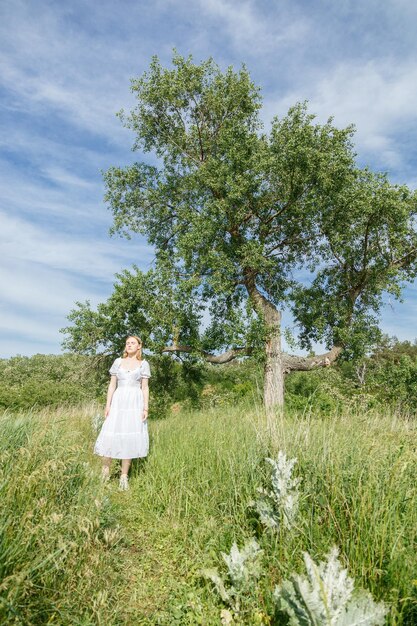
(101, 466, 110, 482)
(119, 474, 129, 491)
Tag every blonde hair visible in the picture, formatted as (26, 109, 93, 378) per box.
(122, 335, 142, 360)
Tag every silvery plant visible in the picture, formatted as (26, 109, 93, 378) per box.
(274, 546, 387, 626)
(252, 451, 300, 531)
(202, 538, 262, 616)
(91, 413, 104, 434)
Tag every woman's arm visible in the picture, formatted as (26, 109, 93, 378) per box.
(105, 375, 117, 417)
(141, 377, 149, 421)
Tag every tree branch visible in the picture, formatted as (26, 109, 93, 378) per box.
(265, 235, 307, 257)
(190, 94, 206, 162)
(154, 116, 202, 165)
(282, 345, 342, 372)
(391, 246, 417, 269)
(161, 342, 343, 370)
(161, 344, 252, 363)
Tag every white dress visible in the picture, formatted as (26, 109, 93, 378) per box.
(94, 357, 151, 459)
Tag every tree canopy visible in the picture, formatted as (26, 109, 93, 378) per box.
(63, 53, 417, 407)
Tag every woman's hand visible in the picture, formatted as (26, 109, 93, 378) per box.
(105, 405, 111, 418)
(142, 409, 148, 422)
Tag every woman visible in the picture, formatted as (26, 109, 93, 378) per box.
(94, 336, 150, 490)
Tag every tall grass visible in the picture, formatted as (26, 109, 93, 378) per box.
(1, 402, 416, 624)
(262, 408, 417, 624)
(112, 406, 267, 624)
(0, 404, 124, 625)
(111, 405, 416, 624)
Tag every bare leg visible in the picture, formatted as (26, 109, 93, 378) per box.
(121, 459, 131, 475)
(119, 459, 131, 490)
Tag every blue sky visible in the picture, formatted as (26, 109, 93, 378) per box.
(1, 0, 416, 358)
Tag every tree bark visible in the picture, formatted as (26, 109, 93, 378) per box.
(262, 301, 284, 409)
(162, 343, 342, 372)
(281, 345, 342, 372)
(243, 269, 285, 409)
(161, 345, 251, 364)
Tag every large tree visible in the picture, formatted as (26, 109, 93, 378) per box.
(63, 54, 417, 408)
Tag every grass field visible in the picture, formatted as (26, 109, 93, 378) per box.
(1, 402, 416, 624)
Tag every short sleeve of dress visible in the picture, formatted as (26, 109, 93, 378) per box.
(109, 358, 121, 376)
(141, 360, 151, 378)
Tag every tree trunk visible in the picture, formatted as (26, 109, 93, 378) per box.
(263, 301, 284, 409)
(243, 269, 285, 409)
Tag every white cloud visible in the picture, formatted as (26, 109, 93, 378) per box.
(40, 166, 96, 189)
(0, 206, 152, 357)
(0, 211, 153, 281)
(197, 0, 309, 55)
(0, 293, 77, 357)
(0, 0, 141, 145)
(0, 306, 65, 343)
(0, 259, 101, 315)
(311, 61, 417, 137)
(264, 59, 417, 178)
(0, 222, 152, 358)
(0, 126, 109, 174)
(0, 259, 105, 358)
(2, 177, 104, 223)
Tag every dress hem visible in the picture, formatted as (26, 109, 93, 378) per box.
(94, 451, 148, 460)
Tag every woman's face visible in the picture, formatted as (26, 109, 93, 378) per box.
(125, 337, 140, 355)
